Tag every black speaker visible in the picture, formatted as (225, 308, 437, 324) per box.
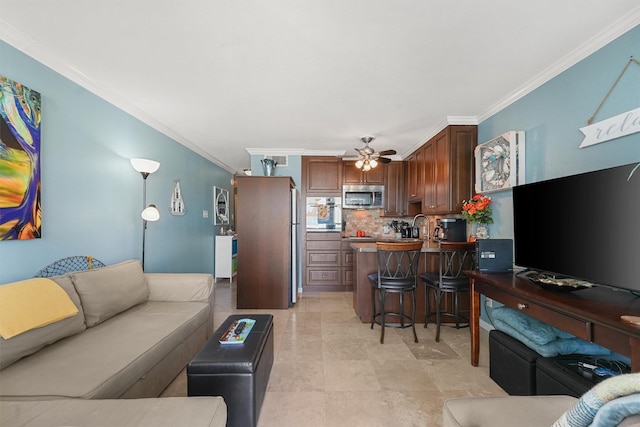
(475, 239, 513, 272)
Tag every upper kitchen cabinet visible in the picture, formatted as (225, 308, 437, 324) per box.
(381, 161, 405, 217)
(423, 125, 477, 214)
(303, 157, 342, 195)
(406, 147, 424, 203)
(342, 161, 385, 185)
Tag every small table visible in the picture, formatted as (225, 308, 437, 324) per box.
(187, 314, 274, 427)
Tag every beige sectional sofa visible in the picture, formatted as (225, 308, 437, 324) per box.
(0, 259, 227, 426)
(443, 373, 640, 427)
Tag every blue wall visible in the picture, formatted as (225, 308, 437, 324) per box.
(2, 25, 638, 284)
(476, 25, 639, 326)
(478, 25, 640, 241)
(0, 41, 233, 282)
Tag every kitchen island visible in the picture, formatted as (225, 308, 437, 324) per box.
(350, 240, 449, 324)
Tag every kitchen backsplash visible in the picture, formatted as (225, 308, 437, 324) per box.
(342, 209, 461, 240)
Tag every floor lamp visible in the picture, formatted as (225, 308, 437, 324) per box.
(131, 158, 160, 271)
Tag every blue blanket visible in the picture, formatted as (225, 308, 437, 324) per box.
(490, 307, 612, 358)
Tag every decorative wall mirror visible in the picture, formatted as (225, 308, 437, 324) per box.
(214, 187, 230, 225)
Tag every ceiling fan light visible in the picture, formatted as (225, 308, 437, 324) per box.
(369, 159, 378, 168)
(362, 161, 371, 172)
(355, 159, 364, 169)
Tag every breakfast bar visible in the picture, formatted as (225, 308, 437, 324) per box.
(350, 240, 444, 324)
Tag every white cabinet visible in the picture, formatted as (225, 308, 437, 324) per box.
(215, 235, 237, 282)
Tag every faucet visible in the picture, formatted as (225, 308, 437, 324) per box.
(412, 214, 430, 239)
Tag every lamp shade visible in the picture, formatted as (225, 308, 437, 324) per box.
(130, 158, 160, 174)
(141, 204, 160, 221)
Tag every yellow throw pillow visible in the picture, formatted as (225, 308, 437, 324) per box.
(0, 278, 79, 339)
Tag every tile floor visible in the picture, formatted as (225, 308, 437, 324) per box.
(160, 281, 507, 426)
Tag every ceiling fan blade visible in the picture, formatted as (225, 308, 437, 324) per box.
(355, 148, 366, 156)
(378, 149, 396, 156)
(379, 157, 392, 164)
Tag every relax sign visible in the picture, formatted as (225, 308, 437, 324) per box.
(579, 107, 640, 148)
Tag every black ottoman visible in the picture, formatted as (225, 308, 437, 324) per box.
(536, 356, 600, 397)
(489, 330, 540, 395)
(188, 314, 274, 427)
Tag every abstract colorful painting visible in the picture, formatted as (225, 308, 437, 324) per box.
(0, 76, 42, 240)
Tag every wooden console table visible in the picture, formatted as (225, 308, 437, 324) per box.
(467, 271, 640, 372)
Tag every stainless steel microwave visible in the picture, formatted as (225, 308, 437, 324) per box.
(343, 185, 384, 209)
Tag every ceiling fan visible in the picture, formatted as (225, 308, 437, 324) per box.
(354, 136, 396, 171)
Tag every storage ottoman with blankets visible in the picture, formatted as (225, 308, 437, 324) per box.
(488, 307, 630, 396)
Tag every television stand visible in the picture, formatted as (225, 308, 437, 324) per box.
(466, 271, 640, 372)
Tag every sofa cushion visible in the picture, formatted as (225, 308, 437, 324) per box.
(0, 300, 209, 399)
(72, 259, 148, 327)
(0, 275, 86, 370)
(442, 395, 577, 427)
(0, 397, 227, 427)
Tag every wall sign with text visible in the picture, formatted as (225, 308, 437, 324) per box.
(579, 107, 640, 148)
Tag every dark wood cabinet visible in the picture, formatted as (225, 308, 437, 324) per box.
(406, 148, 424, 202)
(303, 157, 342, 194)
(342, 161, 384, 185)
(305, 232, 344, 291)
(341, 240, 355, 290)
(422, 125, 476, 214)
(381, 161, 405, 217)
(235, 176, 293, 309)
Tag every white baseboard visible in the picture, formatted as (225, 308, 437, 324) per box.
(480, 318, 494, 331)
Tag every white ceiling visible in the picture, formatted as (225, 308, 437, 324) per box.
(1, 1, 639, 173)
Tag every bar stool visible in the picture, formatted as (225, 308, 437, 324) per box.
(369, 241, 423, 344)
(421, 241, 475, 342)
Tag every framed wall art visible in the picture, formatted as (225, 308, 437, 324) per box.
(475, 131, 525, 193)
(0, 76, 42, 240)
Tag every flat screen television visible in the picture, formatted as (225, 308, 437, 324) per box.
(512, 162, 640, 294)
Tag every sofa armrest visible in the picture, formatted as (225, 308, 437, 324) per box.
(145, 273, 214, 303)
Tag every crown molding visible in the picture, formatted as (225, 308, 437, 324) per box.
(245, 148, 306, 156)
(477, 10, 640, 123)
(301, 149, 348, 156)
(402, 116, 479, 157)
(0, 22, 237, 175)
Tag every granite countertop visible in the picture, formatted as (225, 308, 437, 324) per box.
(349, 240, 441, 253)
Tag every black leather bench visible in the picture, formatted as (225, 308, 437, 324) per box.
(187, 314, 274, 427)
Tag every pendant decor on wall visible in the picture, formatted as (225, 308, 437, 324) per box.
(170, 181, 185, 215)
(0, 76, 42, 240)
(580, 57, 640, 149)
(475, 131, 525, 193)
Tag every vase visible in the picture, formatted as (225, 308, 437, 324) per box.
(466, 222, 475, 242)
(475, 223, 490, 240)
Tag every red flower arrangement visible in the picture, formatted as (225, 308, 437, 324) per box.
(461, 193, 493, 224)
